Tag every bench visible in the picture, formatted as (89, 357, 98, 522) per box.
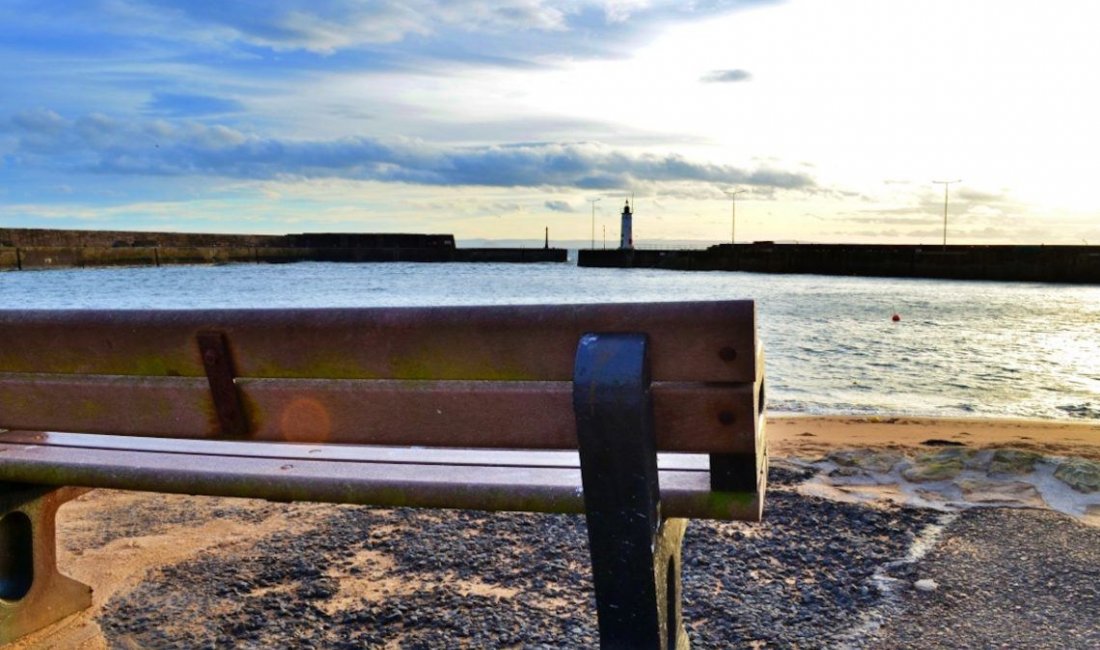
(0, 301, 766, 648)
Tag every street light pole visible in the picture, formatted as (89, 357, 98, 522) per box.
(725, 189, 746, 244)
(590, 198, 601, 249)
(933, 180, 961, 249)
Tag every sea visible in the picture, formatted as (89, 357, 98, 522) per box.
(4, 259, 1099, 422)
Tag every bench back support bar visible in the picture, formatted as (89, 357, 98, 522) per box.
(197, 331, 249, 437)
(574, 333, 686, 649)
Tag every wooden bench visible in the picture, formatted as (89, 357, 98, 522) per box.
(0, 301, 766, 648)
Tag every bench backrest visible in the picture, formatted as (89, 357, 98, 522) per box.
(0, 302, 762, 454)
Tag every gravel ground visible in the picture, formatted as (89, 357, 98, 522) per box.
(92, 465, 1100, 649)
(867, 507, 1100, 650)
(99, 465, 943, 648)
(60, 492, 283, 553)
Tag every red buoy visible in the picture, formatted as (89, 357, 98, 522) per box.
(892, 313, 901, 322)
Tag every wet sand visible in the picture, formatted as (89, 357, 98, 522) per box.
(768, 414, 1100, 461)
(9, 416, 1100, 648)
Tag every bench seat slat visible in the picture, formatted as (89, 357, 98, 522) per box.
(0, 431, 715, 471)
(0, 302, 757, 383)
(0, 439, 761, 521)
(0, 375, 760, 453)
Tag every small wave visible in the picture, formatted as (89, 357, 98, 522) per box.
(945, 382, 972, 390)
(1056, 403, 1100, 419)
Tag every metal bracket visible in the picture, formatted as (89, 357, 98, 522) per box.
(573, 332, 687, 649)
(197, 331, 249, 437)
(0, 485, 93, 644)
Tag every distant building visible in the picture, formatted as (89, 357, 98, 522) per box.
(619, 200, 633, 250)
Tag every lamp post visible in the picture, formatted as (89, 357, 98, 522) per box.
(933, 179, 961, 249)
(725, 189, 746, 244)
(590, 198, 601, 250)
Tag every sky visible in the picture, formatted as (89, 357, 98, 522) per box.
(1, 0, 1098, 246)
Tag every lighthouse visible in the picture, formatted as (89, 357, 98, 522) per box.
(619, 200, 633, 250)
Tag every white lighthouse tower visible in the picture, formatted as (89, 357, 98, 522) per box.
(619, 200, 633, 250)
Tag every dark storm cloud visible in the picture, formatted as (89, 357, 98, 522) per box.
(5, 111, 815, 192)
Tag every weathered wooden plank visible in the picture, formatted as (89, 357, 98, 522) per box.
(241, 378, 759, 452)
(0, 374, 217, 437)
(0, 375, 760, 452)
(710, 340, 768, 492)
(0, 302, 757, 382)
(0, 430, 717, 471)
(0, 443, 761, 520)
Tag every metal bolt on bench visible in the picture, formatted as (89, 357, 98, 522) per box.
(0, 301, 766, 648)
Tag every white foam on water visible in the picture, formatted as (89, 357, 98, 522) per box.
(796, 471, 954, 512)
(833, 514, 956, 649)
(1030, 460, 1100, 519)
(789, 451, 1099, 646)
(795, 453, 1099, 527)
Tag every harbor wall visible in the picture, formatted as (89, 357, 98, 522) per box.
(0, 228, 285, 249)
(579, 244, 1100, 284)
(0, 228, 565, 269)
(0, 246, 566, 270)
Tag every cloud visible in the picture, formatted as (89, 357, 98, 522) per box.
(701, 69, 752, 83)
(957, 187, 1009, 203)
(844, 214, 938, 226)
(544, 199, 575, 212)
(603, 0, 651, 23)
(9, 109, 67, 134)
(137, 1, 775, 53)
(145, 93, 245, 117)
(137, 1, 432, 52)
(138, 1, 573, 52)
(1, 1, 777, 69)
(5, 111, 816, 193)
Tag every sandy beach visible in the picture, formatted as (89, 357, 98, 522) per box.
(768, 414, 1100, 462)
(9, 415, 1100, 648)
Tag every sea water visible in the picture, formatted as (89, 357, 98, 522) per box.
(4, 260, 1099, 421)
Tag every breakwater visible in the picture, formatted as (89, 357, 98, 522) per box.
(579, 243, 1100, 284)
(0, 228, 565, 270)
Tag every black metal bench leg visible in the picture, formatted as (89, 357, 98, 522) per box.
(655, 517, 689, 650)
(573, 332, 689, 649)
(0, 485, 93, 644)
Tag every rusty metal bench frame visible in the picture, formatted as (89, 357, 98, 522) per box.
(0, 302, 766, 648)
